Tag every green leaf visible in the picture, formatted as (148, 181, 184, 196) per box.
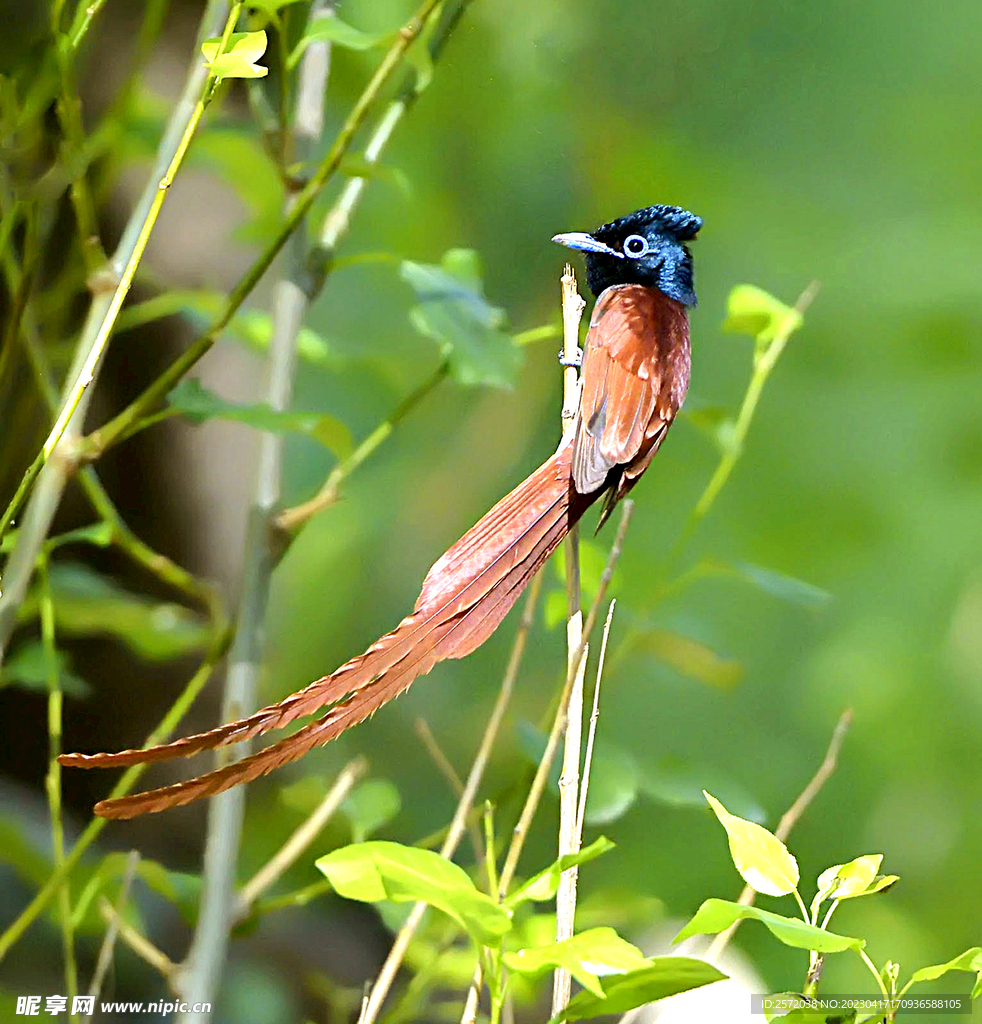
(581, 739, 639, 826)
(552, 539, 621, 604)
(118, 292, 342, 370)
(168, 379, 352, 458)
(684, 405, 739, 456)
(552, 956, 727, 1022)
(342, 779, 402, 842)
(0, 640, 90, 697)
(404, 34, 434, 92)
(704, 791, 798, 896)
(192, 131, 283, 243)
(0, 814, 52, 890)
(506, 837, 615, 907)
(514, 726, 635, 825)
(338, 155, 410, 195)
(202, 30, 269, 79)
(723, 284, 803, 344)
(771, 1009, 855, 1024)
(633, 629, 742, 689)
(731, 561, 832, 608)
(909, 946, 982, 995)
(812, 855, 883, 916)
(674, 899, 864, 953)
(504, 927, 648, 997)
(401, 250, 521, 390)
(637, 758, 766, 821)
(315, 841, 511, 943)
(288, 14, 393, 69)
(279, 776, 332, 814)
(18, 563, 209, 661)
(247, 0, 305, 20)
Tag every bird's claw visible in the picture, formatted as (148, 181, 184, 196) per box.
(558, 347, 583, 368)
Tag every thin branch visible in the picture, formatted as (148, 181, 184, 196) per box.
(705, 708, 853, 962)
(553, 266, 587, 1018)
(672, 282, 819, 564)
(775, 709, 853, 841)
(7, 300, 227, 628)
(98, 897, 178, 983)
(499, 501, 634, 900)
(275, 361, 450, 537)
(0, 626, 232, 962)
(559, 265, 585, 440)
(87, 851, 140, 1004)
(415, 719, 486, 869)
(81, 0, 445, 463)
(416, 718, 466, 796)
(357, 574, 544, 1024)
(576, 600, 616, 839)
(39, 556, 77, 1010)
(174, 7, 331, 1017)
(236, 756, 367, 916)
(0, 2, 241, 550)
(0, 0, 231, 667)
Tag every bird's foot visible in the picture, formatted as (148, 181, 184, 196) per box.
(558, 347, 583, 368)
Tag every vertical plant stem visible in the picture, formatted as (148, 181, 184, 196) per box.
(672, 282, 819, 562)
(38, 555, 78, 1016)
(553, 267, 587, 1018)
(0, 4, 237, 546)
(359, 576, 544, 1024)
(0, 0, 231, 666)
(87, 851, 140, 1005)
(705, 707, 853, 962)
(82, 0, 444, 462)
(575, 600, 615, 838)
(235, 756, 367, 916)
(0, 625, 231, 963)
(174, 8, 330, 1019)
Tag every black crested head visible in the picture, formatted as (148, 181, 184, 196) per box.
(552, 204, 702, 307)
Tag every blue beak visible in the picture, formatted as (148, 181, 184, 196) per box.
(551, 232, 624, 258)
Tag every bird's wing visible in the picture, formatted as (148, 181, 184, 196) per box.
(572, 284, 666, 494)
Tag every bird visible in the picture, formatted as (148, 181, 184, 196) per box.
(59, 203, 702, 819)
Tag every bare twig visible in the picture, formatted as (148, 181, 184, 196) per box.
(98, 896, 178, 983)
(415, 719, 485, 868)
(673, 282, 819, 565)
(236, 757, 367, 917)
(275, 361, 449, 537)
(81, 0, 445, 462)
(499, 502, 634, 897)
(358, 575, 544, 1024)
(0, 627, 232, 962)
(0, 0, 230, 667)
(553, 266, 587, 1017)
(175, 9, 332, 1018)
(559, 265, 585, 440)
(705, 708, 853, 961)
(576, 600, 616, 839)
(88, 852, 140, 1003)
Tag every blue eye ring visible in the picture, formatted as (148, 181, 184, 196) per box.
(623, 234, 649, 257)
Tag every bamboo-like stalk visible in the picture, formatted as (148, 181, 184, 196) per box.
(0, 0, 232, 666)
(174, 7, 332, 1018)
(553, 266, 587, 1017)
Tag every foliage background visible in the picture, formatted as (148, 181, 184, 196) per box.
(1, 0, 980, 1020)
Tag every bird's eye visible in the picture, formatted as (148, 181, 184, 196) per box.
(623, 234, 649, 257)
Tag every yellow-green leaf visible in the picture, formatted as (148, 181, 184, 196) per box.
(704, 791, 798, 896)
(202, 30, 269, 79)
(723, 284, 802, 343)
(504, 927, 648, 997)
(674, 899, 863, 953)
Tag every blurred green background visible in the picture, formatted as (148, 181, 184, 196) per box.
(2, 0, 981, 1019)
